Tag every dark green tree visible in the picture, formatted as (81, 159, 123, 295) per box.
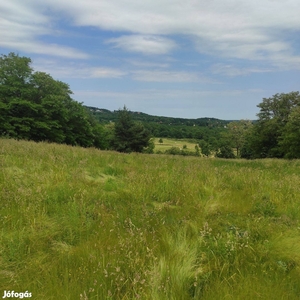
(0, 52, 106, 148)
(198, 140, 211, 157)
(143, 138, 155, 154)
(249, 92, 300, 158)
(0, 53, 33, 137)
(240, 128, 256, 159)
(0, 53, 33, 101)
(279, 106, 300, 158)
(113, 106, 152, 153)
(216, 145, 235, 158)
(28, 72, 69, 142)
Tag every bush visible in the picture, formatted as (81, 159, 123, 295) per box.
(216, 145, 235, 158)
(165, 147, 181, 155)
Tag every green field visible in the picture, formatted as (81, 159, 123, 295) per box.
(1, 139, 300, 299)
(153, 138, 199, 153)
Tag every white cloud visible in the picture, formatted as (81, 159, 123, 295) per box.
(33, 59, 126, 79)
(0, 1, 89, 59)
(126, 59, 170, 69)
(14, 42, 89, 59)
(38, 0, 300, 66)
(106, 35, 177, 55)
(0, 1, 47, 25)
(33, 58, 210, 82)
(211, 63, 272, 77)
(2, 0, 300, 67)
(131, 70, 209, 82)
(88, 68, 126, 78)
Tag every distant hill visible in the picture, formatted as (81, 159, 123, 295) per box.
(85, 106, 233, 128)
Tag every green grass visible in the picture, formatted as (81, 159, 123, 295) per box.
(1, 138, 300, 299)
(153, 138, 198, 153)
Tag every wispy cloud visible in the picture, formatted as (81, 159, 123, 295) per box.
(33, 59, 126, 79)
(88, 68, 126, 78)
(211, 63, 273, 77)
(33, 59, 207, 83)
(2, 0, 300, 66)
(0, 1, 89, 59)
(35, 0, 300, 67)
(126, 59, 170, 69)
(131, 70, 209, 82)
(106, 35, 177, 55)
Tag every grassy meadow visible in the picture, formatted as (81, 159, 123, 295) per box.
(1, 138, 300, 299)
(153, 138, 199, 154)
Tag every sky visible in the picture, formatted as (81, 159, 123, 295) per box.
(1, 0, 300, 120)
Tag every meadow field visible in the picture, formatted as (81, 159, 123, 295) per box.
(1, 139, 300, 299)
(153, 138, 198, 154)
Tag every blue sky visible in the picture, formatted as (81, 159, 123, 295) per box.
(1, 0, 300, 120)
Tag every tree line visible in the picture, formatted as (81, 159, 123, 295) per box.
(1, 52, 300, 158)
(88, 106, 230, 152)
(88, 106, 228, 127)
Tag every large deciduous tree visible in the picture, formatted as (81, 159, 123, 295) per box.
(246, 92, 300, 158)
(0, 53, 33, 137)
(0, 52, 105, 148)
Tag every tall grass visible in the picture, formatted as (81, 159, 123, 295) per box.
(1, 139, 300, 299)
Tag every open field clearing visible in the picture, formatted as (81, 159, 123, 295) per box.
(1, 139, 300, 299)
(153, 138, 198, 153)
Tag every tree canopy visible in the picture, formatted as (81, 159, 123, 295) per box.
(242, 92, 300, 159)
(0, 52, 105, 148)
(279, 106, 300, 158)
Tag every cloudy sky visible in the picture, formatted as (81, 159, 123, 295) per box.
(1, 0, 300, 119)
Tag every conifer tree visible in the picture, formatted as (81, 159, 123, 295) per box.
(113, 106, 152, 153)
